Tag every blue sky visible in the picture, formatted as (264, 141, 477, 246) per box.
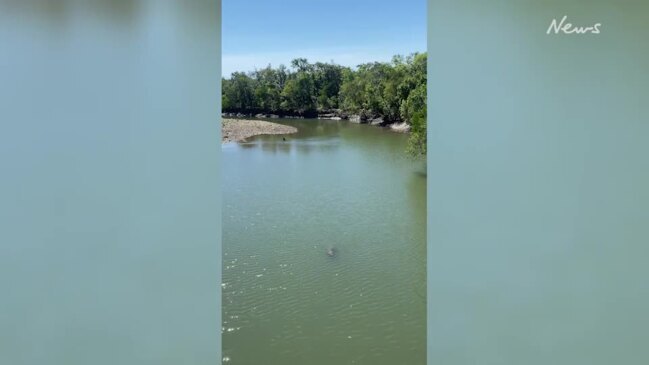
(222, 0, 426, 76)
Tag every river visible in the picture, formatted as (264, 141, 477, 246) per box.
(222, 118, 426, 364)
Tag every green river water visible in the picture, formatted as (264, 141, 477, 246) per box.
(222, 118, 426, 364)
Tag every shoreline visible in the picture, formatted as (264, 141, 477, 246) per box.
(222, 112, 411, 133)
(222, 118, 298, 143)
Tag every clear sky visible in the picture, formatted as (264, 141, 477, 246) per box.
(222, 0, 426, 76)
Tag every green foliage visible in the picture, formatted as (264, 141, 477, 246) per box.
(313, 62, 343, 109)
(338, 68, 362, 112)
(222, 72, 256, 110)
(281, 73, 316, 111)
(406, 108, 427, 158)
(222, 53, 427, 156)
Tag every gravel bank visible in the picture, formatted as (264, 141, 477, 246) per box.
(222, 118, 298, 143)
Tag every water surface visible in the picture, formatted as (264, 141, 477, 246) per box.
(223, 118, 426, 364)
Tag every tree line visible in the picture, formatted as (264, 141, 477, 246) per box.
(222, 53, 426, 157)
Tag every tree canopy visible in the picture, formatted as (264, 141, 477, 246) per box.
(222, 53, 427, 157)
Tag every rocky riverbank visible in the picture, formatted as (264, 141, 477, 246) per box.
(222, 118, 298, 143)
(222, 109, 411, 133)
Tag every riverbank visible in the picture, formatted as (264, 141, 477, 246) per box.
(222, 110, 411, 133)
(222, 118, 298, 143)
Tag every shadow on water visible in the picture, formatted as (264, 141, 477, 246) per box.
(233, 118, 418, 160)
(236, 118, 343, 155)
(239, 139, 341, 156)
